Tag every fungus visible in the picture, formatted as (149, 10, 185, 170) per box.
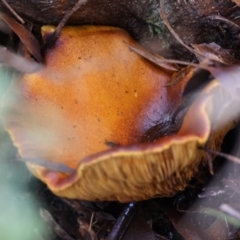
(1, 26, 237, 202)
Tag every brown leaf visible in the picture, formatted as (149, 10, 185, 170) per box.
(165, 66, 195, 86)
(128, 43, 179, 71)
(0, 13, 43, 62)
(192, 43, 237, 65)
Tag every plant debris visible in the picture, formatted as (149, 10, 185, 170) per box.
(1, 1, 240, 240)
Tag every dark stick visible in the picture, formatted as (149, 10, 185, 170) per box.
(44, 0, 88, 50)
(106, 202, 138, 240)
(200, 147, 240, 165)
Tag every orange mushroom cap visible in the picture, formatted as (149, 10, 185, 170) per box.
(1, 26, 236, 202)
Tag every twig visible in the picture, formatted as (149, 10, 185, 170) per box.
(106, 202, 138, 240)
(200, 147, 240, 165)
(128, 44, 210, 70)
(89, 213, 95, 231)
(44, 0, 88, 49)
(127, 43, 179, 71)
(159, 0, 204, 58)
(205, 15, 240, 33)
(1, 0, 24, 24)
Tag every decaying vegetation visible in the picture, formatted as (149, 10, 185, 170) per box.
(1, 0, 240, 240)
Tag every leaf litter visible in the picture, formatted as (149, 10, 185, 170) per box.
(1, 0, 240, 240)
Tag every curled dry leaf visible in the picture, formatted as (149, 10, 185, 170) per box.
(0, 13, 43, 62)
(165, 66, 195, 87)
(191, 43, 237, 65)
(128, 44, 179, 72)
(1, 26, 239, 202)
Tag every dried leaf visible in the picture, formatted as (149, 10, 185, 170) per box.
(128, 43, 179, 71)
(128, 42, 207, 71)
(0, 13, 43, 62)
(192, 43, 237, 65)
(165, 66, 195, 86)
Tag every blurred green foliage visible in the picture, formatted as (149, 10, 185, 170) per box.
(203, 207, 240, 228)
(0, 67, 49, 240)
